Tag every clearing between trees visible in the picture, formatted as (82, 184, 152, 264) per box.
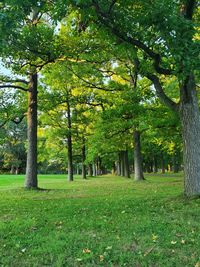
(0, 174, 200, 267)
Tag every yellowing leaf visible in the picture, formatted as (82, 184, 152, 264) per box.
(99, 255, 104, 262)
(152, 234, 158, 242)
(83, 248, 91, 254)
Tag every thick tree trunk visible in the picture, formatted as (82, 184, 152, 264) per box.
(134, 131, 144, 181)
(67, 99, 73, 182)
(180, 75, 200, 196)
(25, 73, 38, 188)
(82, 144, 87, 179)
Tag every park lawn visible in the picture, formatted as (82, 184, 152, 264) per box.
(0, 174, 200, 267)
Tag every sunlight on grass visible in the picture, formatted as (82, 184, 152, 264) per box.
(0, 173, 200, 267)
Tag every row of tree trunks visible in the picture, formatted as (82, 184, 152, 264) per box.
(117, 150, 130, 178)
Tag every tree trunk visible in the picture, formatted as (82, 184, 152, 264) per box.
(117, 153, 121, 175)
(25, 72, 38, 188)
(124, 150, 130, 178)
(15, 167, 19, 175)
(180, 75, 200, 196)
(67, 98, 73, 182)
(92, 162, 96, 176)
(153, 156, 158, 173)
(76, 164, 80, 175)
(173, 153, 179, 173)
(82, 144, 87, 179)
(134, 131, 144, 181)
(120, 151, 125, 176)
(88, 164, 93, 176)
(112, 162, 116, 175)
(10, 165, 15, 174)
(161, 153, 165, 174)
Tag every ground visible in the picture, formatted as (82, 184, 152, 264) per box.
(0, 173, 200, 267)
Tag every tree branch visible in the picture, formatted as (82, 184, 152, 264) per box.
(0, 85, 28, 92)
(146, 74, 179, 112)
(92, 0, 173, 75)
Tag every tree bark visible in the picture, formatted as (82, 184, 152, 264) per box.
(179, 75, 200, 196)
(161, 152, 165, 174)
(67, 98, 73, 182)
(10, 165, 15, 174)
(117, 153, 121, 175)
(134, 131, 144, 181)
(92, 162, 96, 176)
(82, 144, 87, 179)
(25, 72, 38, 188)
(153, 156, 158, 173)
(112, 162, 116, 175)
(120, 151, 125, 176)
(124, 150, 130, 178)
(88, 164, 93, 176)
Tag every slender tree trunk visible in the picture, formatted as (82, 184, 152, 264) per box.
(153, 156, 158, 173)
(124, 150, 130, 178)
(67, 98, 73, 182)
(15, 167, 19, 175)
(82, 144, 87, 179)
(25, 72, 38, 188)
(120, 151, 125, 176)
(88, 164, 93, 176)
(134, 131, 144, 181)
(161, 152, 165, 174)
(117, 153, 121, 175)
(173, 152, 179, 173)
(10, 165, 15, 174)
(76, 164, 79, 175)
(92, 162, 96, 176)
(112, 162, 116, 175)
(180, 75, 200, 196)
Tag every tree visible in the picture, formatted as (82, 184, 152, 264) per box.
(0, 0, 60, 188)
(68, 0, 200, 196)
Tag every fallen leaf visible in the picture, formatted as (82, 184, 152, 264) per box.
(99, 255, 104, 261)
(171, 241, 177, 245)
(152, 234, 158, 242)
(21, 248, 26, 253)
(144, 246, 155, 257)
(76, 258, 82, 262)
(83, 248, 91, 254)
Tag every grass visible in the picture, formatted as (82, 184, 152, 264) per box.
(0, 173, 200, 267)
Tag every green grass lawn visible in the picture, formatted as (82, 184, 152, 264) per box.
(0, 173, 200, 267)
